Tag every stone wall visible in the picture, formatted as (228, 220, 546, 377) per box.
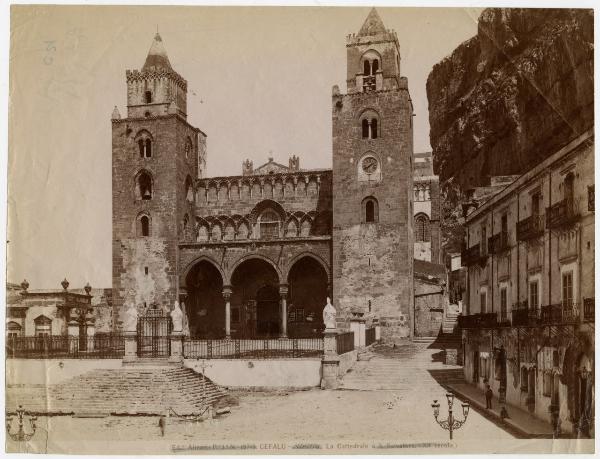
(414, 279, 444, 337)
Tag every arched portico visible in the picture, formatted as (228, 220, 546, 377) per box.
(287, 255, 329, 337)
(230, 258, 283, 338)
(185, 260, 225, 338)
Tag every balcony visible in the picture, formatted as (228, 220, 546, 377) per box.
(511, 303, 540, 327)
(583, 297, 594, 322)
(457, 312, 498, 329)
(540, 302, 580, 325)
(461, 243, 487, 267)
(516, 215, 545, 241)
(488, 231, 510, 254)
(546, 198, 579, 229)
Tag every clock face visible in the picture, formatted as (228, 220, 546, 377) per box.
(362, 157, 378, 174)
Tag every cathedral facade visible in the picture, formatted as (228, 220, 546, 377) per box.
(111, 9, 415, 342)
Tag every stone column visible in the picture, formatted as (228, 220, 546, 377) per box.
(321, 326, 340, 390)
(86, 321, 95, 351)
(123, 331, 137, 363)
(223, 285, 232, 339)
(279, 284, 288, 339)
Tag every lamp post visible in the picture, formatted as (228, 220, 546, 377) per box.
(431, 393, 470, 440)
(6, 405, 37, 442)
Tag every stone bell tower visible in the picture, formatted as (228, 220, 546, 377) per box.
(111, 33, 206, 328)
(332, 8, 415, 342)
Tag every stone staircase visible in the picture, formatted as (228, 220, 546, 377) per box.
(7, 366, 227, 416)
(442, 311, 459, 334)
(339, 344, 465, 392)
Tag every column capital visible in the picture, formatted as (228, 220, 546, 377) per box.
(222, 285, 232, 300)
(279, 284, 289, 296)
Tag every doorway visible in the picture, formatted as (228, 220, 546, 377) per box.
(256, 285, 280, 336)
(473, 351, 479, 383)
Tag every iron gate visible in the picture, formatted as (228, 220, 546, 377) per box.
(137, 309, 172, 358)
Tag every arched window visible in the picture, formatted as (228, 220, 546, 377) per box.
(136, 171, 153, 200)
(363, 60, 371, 75)
(138, 215, 150, 237)
(6, 321, 22, 339)
(145, 90, 152, 103)
(136, 131, 153, 158)
(362, 197, 379, 223)
(34, 315, 52, 337)
(359, 109, 380, 140)
(185, 137, 193, 159)
(259, 210, 280, 239)
(372, 59, 379, 73)
(185, 176, 194, 202)
(362, 119, 369, 138)
(415, 214, 430, 242)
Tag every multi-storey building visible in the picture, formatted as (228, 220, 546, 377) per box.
(460, 130, 594, 437)
(413, 151, 441, 264)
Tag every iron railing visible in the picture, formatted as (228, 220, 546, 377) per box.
(336, 331, 355, 355)
(516, 215, 545, 241)
(461, 243, 486, 266)
(583, 298, 595, 322)
(511, 305, 540, 327)
(183, 338, 323, 359)
(488, 231, 510, 254)
(6, 335, 125, 359)
(457, 312, 497, 329)
(362, 75, 376, 92)
(546, 198, 579, 229)
(365, 327, 376, 346)
(540, 303, 580, 324)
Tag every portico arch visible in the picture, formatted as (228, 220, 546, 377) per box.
(230, 257, 282, 337)
(185, 259, 225, 338)
(286, 255, 329, 336)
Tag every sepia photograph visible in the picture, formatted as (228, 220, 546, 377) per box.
(4, 3, 596, 455)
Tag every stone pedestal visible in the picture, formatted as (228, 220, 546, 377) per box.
(321, 328, 340, 390)
(169, 331, 184, 363)
(445, 349, 458, 365)
(123, 331, 137, 363)
(86, 323, 95, 351)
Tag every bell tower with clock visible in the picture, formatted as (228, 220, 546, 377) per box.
(331, 8, 414, 342)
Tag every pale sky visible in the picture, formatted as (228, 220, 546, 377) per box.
(8, 5, 481, 288)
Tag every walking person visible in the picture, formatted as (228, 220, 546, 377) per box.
(485, 384, 493, 410)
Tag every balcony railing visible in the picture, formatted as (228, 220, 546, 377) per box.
(516, 215, 545, 241)
(546, 198, 579, 229)
(583, 297, 595, 322)
(540, 303, 580, 325)
(362, 75, 376, 92)
(457, 312, 498, 329)
(511, 304, 540, 327)
(461, 243, 486, 266)
(488, 231, 510, 254)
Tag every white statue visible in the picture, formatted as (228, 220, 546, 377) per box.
(181, 302, 191, 336)
(123, 302, 138, 332)
(171, 300, 183, 332)
(323, 297, 337, 330)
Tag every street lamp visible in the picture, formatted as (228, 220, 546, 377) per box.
(431, 394, 470, 440)
(6, 405, 37, 442)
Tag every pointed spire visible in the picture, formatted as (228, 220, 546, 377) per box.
(142, 32, 173, 72)
(111, 105, 121, 120)
(358, 8, 387, 37)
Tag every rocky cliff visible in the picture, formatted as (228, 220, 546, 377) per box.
(427, 8, 594, 187)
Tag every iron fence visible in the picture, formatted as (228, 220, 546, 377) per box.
(6, 335, 125, 359)
(183, 338, 323, 359)
(540, 303, 580, 324)
(336, 331, 355, 354)
(365, 327, 376, 346)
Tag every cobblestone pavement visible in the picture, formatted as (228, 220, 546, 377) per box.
(8, 344, 588, 454)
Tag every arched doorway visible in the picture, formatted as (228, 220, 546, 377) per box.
(287, 256, 328, 337)
(231, 258, 280, 337)
(185, 260, 224, 338)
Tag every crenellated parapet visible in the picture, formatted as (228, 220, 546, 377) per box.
(126, 69, 187, 91)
